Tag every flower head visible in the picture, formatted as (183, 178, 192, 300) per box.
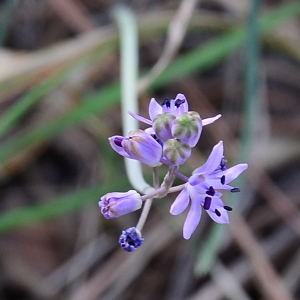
(128, 94, 222, 137)
(119, 227, 144, 252)
(109, 129, 163, 166)
(99, 190, 142, 219)
(170, 141, 248, 239)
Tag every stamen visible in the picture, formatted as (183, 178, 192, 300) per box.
(206, 186, 215, 196)
(230, 187, 240, 193)
(203, 197, 212, 210)
(221, 175, 225, 185)
(224, 205, 233, 211)
(214, 157, 228, 173)
(162, 98, 171, 108)
(175, 98, 185, 108)
(114, 137, 124, 147)
(215, 209, 221, 217)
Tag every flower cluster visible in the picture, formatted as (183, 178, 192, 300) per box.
(98, 94, 248, 251)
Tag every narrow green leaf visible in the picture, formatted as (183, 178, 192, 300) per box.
(0, 179, 130, 233)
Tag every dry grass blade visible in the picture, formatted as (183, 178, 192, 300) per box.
(230, 213, 293, 300)
(46, 0, 96, 33)
(70, 218, 176, 300)
(138, 0, 198, 92)
(211, 262, 251, 300)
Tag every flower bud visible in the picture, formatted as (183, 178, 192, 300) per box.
(99, 190, 142, 219)
(109, 130, 162, 166)
(152, 113, 176, 142)
(163, 139, 191, 166)
(171, 111, 202, 147)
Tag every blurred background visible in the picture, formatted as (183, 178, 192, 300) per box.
(0, 0, 300, 299)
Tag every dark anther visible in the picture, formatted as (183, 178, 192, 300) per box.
(151, 134, 163, 147)
(204, 197, 212, 210)
(221, 175, 225, 185)
(162, 98, 171, 108)
(174, 98, 185, 108)
(224, 205, 233, 211)
(114, 137, 124, 147)
(206, 186, 215, 196)
(230, 187, 240, 193)
(215, 209, 221, 217)
(220, 157, 228, 171)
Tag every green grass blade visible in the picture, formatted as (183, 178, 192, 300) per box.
(194, 0, 263, 276)
(0, 178, 130, 233)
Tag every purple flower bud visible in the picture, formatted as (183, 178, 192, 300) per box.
(163, 139, 191, 166)
(99, 190, 142, 219)
(119, 227, 144, 252)
(171, 111, 202, 147)
(152, 113, 176, 142)
(109, 129, 163, 166)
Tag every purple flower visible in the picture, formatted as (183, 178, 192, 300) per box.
(109, 129, 163, 166)
(99, 190, 142, 219)
(150, 93, 189, 119)
(119, 227, 144, 252)
(129, 93, 221, 128)
(170, 141, 248, 239)
(128, 94, 221, 147)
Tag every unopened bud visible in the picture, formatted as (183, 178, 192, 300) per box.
(172, 111, 202, 147)
(99, 190, 142, 219)
(163, 139, 191, 166)
(152, 113, 176, 142)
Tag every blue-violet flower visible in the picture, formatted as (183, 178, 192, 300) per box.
(170, 141, 248, 239)
(119, 227, 144, 252)
(99, 190, 142, 219)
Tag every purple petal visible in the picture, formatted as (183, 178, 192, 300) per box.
(144, 127, 155, 135)
(205, 178, 233, 190)
(175, 93, 189, 114)
(128, 111, 152, 125)
(206, 208, 229, 223)
(183, 196, 202, 239)
(149, 98, 162, 121)
(202, 114, 222, 126)
(193, 141, 224, 175)
(206, 196, 229, 223)
(220, 163, 248, 184)
(109, 136, 131, 159)
(170, 186, 189, 215)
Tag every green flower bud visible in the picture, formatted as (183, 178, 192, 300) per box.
(171, 111, 202, 147)
(153, 113, 176, 142)
(163, 139, 191, 166)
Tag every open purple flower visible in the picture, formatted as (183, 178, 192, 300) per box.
(109, 129, 163, 166)
(170, 141, 248, 239)
(128, 93, 222, 130)
(99, 190, 142, 219)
